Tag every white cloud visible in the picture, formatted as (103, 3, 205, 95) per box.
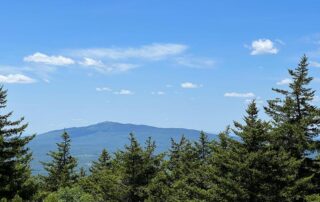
(96, 87, 112, 92)
(224, 92, 255, 98)
(80, 59, 138, 73)
(181, 82, 201, 89)
(0, 74, 35, 84)
(310, 61, 320, 68)
(24, 52, 75, 66)
(151, 91, 165, 95)
(114, 89, 134, 95)
(250, 39, 279, 55)
(96, 63, 138, 73)
(71, 43, 188, 60)
(276, 78, 292, 85)
(175, 56, 215, 68)
(79, 57, 104, 67)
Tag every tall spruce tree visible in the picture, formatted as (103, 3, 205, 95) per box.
(265, 55, 320, 157)
(0, 86, 36, 200)
(265, 55, 320, 197)
(194, 131, 212, 162)
(233, 100, 303, 201)
(119, 133, 162, 202)
(41, 131, 78, 191)
(206, 127, 249, 201)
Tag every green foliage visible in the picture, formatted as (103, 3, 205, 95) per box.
(89, 148, 111, 174)
(117, 133, 163, 201)
(2, 55, 320, 201)
(11, 195, 22, 202)
(306, 194, 320, 202)
(265, 55, 320, 198)
(79, 169, 124, 202)
(41, 131, 78, 191)
(44, 186, 94, 202)
(0, 86, 35, 200)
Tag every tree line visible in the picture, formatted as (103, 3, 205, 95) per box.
(1, 55, 320, 201)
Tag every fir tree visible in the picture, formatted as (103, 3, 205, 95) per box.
(265, 55, 320, 157)
(233, 101, 302, 201)
(41, 131, 78, 191)
(206, 128, 249, 201)
(194, 131, 212, 161)
(265, 55, 320, 197)
(119, 133, 162, 202)
(0, 86, 36, 200)
(90, 148, 112, 174)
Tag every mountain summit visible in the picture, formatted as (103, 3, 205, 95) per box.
(29, 121, 215, 173)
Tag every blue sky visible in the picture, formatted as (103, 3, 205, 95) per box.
(0, 0, 320, 134)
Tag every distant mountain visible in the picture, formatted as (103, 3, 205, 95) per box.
(28, 121, 217, 174)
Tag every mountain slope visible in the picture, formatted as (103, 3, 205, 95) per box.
(28, 121, 216, 173)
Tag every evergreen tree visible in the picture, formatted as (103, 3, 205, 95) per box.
(265, 55, 320, 197)
(148, 136, 201, 201)
(0, 86, 36, 200)
(206, 128, 249, 201)
(90, 148, 111, 174)
(41, 131, 78, 191)
(265, 55, 320, 157)
(194, 131, 212, 162)
(79, 168, 124, 202)
(233, 101, 303, 201)
(79, 167, 86, 178)
(119, 133, 162, 202)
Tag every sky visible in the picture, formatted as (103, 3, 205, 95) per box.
(0, 0, 320, 134)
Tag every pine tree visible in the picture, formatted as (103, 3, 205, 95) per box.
(149, 136, 200, 201)
(265, 55, 320, 197)
(119, 133, 162, 202)
(90, 148, 112, 174)
(233, 100, 303, 201)
(265, 55, 320, 157)
(194, 131, 212, 162)
(41, 131, 78, 191)
(206, 128, 249, 201)
(0, 86, 36, 200)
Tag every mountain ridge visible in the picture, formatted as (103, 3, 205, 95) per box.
(29, 121, 216, 173)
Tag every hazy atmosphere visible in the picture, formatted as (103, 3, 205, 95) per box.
(1, 1, 319, 134)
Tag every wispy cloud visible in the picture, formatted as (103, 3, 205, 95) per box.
(249, 39, 278, 55)
(175, 56, 215, 68)
(24, 52, 75, 66)
(114, 89, 134, 95)
(0, 74, 36, 84)
(71, 43, 188, 60)
(87, 63, 138, 74)
(276, 78, 291, 85)
(96, 87, 112, 92)
(151, 91, 165, 95)
(310, 61, 320, 68)
(79, 57, 104, 67)
(181, 82, 201, 89)
(20, 43, 215, 80)
(224, 92, 255, 98)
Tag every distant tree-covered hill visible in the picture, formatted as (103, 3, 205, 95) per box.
(28, 121, 216, 173)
